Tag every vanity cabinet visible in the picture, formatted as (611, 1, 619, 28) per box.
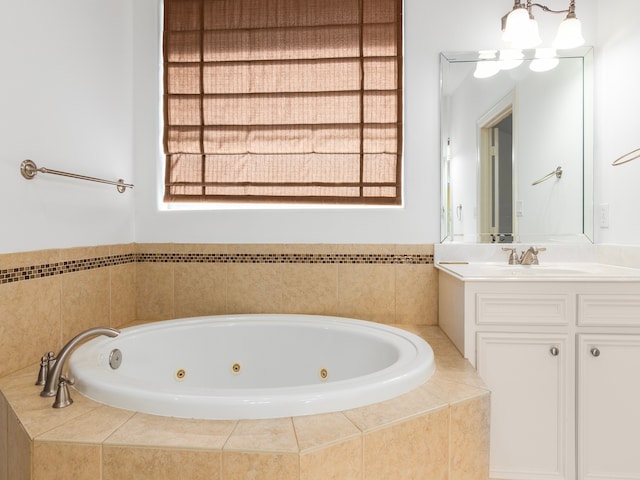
(438, 270, 640, 480)
(578, 335, 640, 480)
(477, 333, 571, 479)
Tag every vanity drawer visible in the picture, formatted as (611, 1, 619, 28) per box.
(476, 293, 571, 325)
(578, 294, 640, 326)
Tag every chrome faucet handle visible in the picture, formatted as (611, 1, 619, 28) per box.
(35, 352, 55, 386)
(530, 246, 546, 264)
(502, 247, 519, 264)
(52, 376, 74, 409)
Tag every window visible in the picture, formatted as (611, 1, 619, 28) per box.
(163, 0, 402, 205)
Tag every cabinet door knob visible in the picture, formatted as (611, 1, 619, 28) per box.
(590, 347, 600, 357)
(550, 346, 559, 356)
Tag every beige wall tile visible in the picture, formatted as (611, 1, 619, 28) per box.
(103, 446, 221, 480)
(300, 437, 362, 480)
(33, 442, 101, 480)
(59, 245, 110, 262)
(108, 243, 136, 256)
(173, 243, 228, 254)
(395, 264, 438, 325)
(222, 452, 299, 480)
(363, 409, 449, 480)
(337, 264, 396, 323)
(110, 262, 136, 327)
(0, 249, 60, 270)
(0, 277, 61, 377)
(61, 269, 110, 340)
(280, 263, 338, 315)
(449, 395, 491, 480)
(7, 408, 31, 480)
(174, 263, 227, 318)
(0, 393, 7, 480)
(134, 243, 174, 254)
(227, 263, 284, 313)
(135, 262, 174, 321)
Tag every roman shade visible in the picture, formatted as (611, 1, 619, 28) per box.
(163, 0, 402, 204)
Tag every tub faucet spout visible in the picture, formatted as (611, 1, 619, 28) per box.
(40, 327, 119, 400)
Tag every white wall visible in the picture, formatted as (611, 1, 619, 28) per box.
(2, 0, 638, 252)
(594, 0, 640, 245)
(0, 0, 135, 253)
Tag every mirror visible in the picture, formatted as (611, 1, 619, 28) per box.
(440, 47, 593, 243)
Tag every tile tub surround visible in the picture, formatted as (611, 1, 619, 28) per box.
(0, 326, 490, 480)
(0, 243, 438, 378)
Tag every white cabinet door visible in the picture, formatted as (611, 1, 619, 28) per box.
(477, 333, 572, 480)
(578, 334, 640, 480)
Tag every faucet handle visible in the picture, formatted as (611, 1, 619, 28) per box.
(52, 377, 74, 409)
(35, 352, 55, 386)
(501, 247, 519, 264)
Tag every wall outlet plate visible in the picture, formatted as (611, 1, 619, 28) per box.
(599, 203, 610, 228)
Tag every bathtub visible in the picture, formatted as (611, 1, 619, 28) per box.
(68, 314, 435, 420)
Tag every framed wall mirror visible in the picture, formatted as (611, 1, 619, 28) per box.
(440, 47, 593, 243)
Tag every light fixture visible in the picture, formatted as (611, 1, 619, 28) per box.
(499, 49, 525, 70)
(501, 0, 584, 50)
(474, 50, 500, 78)
(530, 47, 560, 72)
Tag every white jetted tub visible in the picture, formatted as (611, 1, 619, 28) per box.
(68, 314, 435, 419)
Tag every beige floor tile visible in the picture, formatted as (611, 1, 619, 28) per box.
(105, 412, 236, 450)
(224, 418, 298, 453)
(37, 405, 134, 444)
(293, 412, 360, 452)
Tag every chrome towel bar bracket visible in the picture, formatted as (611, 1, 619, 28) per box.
(531, 166, 563, 186)
(20, 159, 133, 193)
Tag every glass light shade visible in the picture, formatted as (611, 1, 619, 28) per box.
(474, 61, 500, 78)
(553, 17, 585, 49)
(502, 8, 529, 43)
(502, 8, 540, 49)
(530, 48, 559, 72)
(499, 49, 524, 70)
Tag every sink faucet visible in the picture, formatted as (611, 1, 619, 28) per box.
(502, 246, 546, 265)
(39, 326, 119, 407)
(519, 246, 546, 265)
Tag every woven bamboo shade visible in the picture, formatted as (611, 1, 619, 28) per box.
(163, 0, 402, 204)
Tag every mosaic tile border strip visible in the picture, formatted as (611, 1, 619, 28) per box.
(136, 253, 434, 265)
(0, 252, 433, 285)
(0, 254, 135, 285)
